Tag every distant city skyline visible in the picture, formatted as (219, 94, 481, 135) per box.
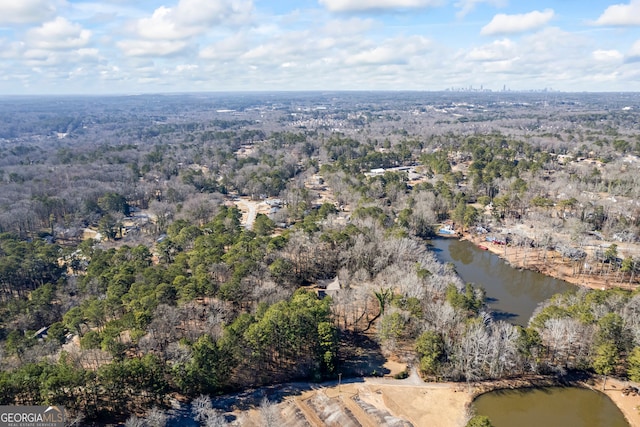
(1, 0, 640, 94)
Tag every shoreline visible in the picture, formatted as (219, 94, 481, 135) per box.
(588, 377, 640, 427)
(459, 231, 637, 291)
(469, 376, 640, 427)
(432, 233, 640, 425)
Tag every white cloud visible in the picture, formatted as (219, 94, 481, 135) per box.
(231, 18, 365, 66)
(344, 36, 431, 66)
(118, 0, 253, 58)
(77, 48, 100, 58)
(174, 0, 251, 27)
(117, 39, 189, 57)
(481, 9, 554, 35)
(592, 49, 624, 62)
(0, 39, 25, 60)
(241, 31, 310, 61)
(98, 65, 123, 81)
(322, 18, 375, 36)
(454, 0, 507, 18)
(136, 6, 196, 40)
(23, 49, 51, 62)
(22, 46, 100, 68)
(627, 40, 640, 61)
(466, 39, 515, 61)
(134, 0, 252, 40)
(346, 46, 406, 65)
(520, 27, 587, 64)
(318, 0, 442, 12)
(594, 0, 640, 26)
(4, 0, 640, 93)
(200, 33, 249, 60)
(0, 0, 57, 25)
(26, 17, 91, 50)
(197, 17, 433, 89)
(453, 27, 605, 89)
(481, 58, 519, 73)
(67, 2, 146, 23)
(176, 64, 198, 72)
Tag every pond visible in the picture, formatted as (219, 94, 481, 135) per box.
(473, 387, 629, 427)
(429, 238, 576, 326)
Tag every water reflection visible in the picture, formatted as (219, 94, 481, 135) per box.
(429, 238, 575, 326)
(449, 240, 474, 265)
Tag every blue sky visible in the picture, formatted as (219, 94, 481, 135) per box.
(1, 0, 639, 94)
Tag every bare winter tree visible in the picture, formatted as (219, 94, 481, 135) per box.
(145, 407, 168, 427)
(259, 397, 282, 427)
(149, 200, 175, 234)
(423, 300, 464, 337)
(623, 294, 640, 346)
(409, 190, 439, 237)
(486, 321, 521, 377)
(179, 193, 222, 226)
(140, 304, 184, 355)
(541, 317, 594, 370)
(192, 395, 213, 424)
(191, 395, 228, 427)
(124, 416, 145, 427)
(454, 320, 491, 382)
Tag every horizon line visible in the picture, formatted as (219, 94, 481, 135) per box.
(2, 89, 640, 98)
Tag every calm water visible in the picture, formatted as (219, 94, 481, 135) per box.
(473, 387, 629, 427)
(430, 238, 576, 326)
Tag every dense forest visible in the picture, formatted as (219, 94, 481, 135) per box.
(1, 92, 640, 425)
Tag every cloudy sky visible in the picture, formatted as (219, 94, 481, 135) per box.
(1, 0, 640, 94)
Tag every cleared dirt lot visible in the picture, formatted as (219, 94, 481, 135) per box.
(231, 376, 471, 427)
(222, 373, 640, 427)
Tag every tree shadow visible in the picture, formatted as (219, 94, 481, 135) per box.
(338, 330, 390, 378)
(491, 310, 519, 322)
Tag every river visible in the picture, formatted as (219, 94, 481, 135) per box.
(429, 238, 576, 326)
(432, 238, 630, 425)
